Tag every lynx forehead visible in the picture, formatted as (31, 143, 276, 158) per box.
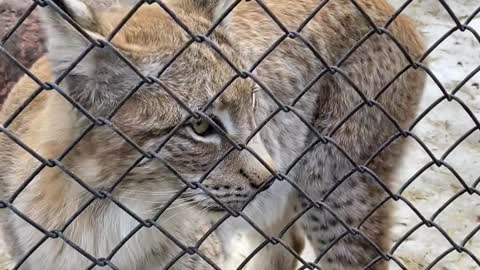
(0, 0, 425, 269)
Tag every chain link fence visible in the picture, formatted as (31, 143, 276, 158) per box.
(1, 0, 479, 269)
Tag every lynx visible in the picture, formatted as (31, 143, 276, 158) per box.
(0, 0, 425, 269)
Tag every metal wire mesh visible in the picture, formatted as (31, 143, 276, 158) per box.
(0, 0, 479, 269)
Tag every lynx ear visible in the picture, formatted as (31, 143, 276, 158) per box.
(40, 0, 133, 112)
(48, 0, 96, 28)
(41, 0, 105, 76)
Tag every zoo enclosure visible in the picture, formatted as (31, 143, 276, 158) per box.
(1, 0, 480, 269)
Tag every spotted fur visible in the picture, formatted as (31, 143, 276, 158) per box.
(0, 0, 425, 269)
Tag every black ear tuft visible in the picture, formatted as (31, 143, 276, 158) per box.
(43, 0, 97, 31)
(50, 0, 71, 16)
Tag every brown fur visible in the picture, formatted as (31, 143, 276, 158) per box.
(0, 0, 425, 269)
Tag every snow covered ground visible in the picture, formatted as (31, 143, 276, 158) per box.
(1, 0, 479, 270)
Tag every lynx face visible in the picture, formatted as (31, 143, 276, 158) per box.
(42, 1, 275, 217)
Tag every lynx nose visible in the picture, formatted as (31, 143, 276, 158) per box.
(241, 139, 276, 189)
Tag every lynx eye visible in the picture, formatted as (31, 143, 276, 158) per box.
(192, 119, 212, 135)
(191, 115, 225, 137)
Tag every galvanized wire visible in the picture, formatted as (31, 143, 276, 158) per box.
(0, 0, 479, 269)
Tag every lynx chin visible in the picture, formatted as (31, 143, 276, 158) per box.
(0, 0, 425, 269)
